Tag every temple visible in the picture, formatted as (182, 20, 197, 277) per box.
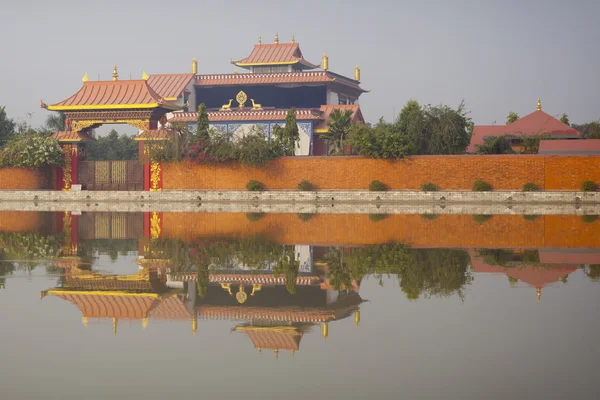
(467, 98, 582, 152)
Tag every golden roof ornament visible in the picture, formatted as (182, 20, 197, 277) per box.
(537, 97, 542, 111)
(236, 90, 248, 109)
(322, 53, 329, 71)
(291, 34, 295, 43)
(274, 32, 279, 44)
(258, 36, 262, 45)
(112, 318, 118, 335)
(322, 322, 328, 341)
(355, 65, 360, 81)
(142, 71, 149, 81)
(142, 318, 148, 329)
(537, 287, 541, 302)
(112, 65, 119, 81)
(192, 57, 198, 74)
(82, 72, 89, 83)
(82, 316, 88, 327)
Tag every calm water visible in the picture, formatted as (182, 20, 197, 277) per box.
(0, 211, 599, 400)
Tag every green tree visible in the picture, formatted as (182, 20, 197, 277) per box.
(195, 103, 210, 141)
(322, 109, 353, 155)
(475, 135, 516, 154)
(0, 106, 16, 147)
(560, 113, 570, 126)
(573, 121, 600, 139)
(347, 119, 411, 159)
(44, 113, 65, 133)
(87, 129, 138, 161)
(506, 112, 519, 124)
(272, 108, 300, 156)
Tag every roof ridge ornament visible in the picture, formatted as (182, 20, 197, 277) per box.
(112, 65, 119, 81)
(258, 36, 262, 45)
(355, 65, 360, 81)
(274, 32, 279, 44)
(82, 72, 89, 83)
(322, 53, 328, 71)
(142, 71, 149, 81)
(291, 34, 295, 43)
(537, 97, 542, 111)
(192, 57, 198, 74)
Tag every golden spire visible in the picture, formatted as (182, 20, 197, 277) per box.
(82, 316, 88, 327)
(192, 57, 198, 74)
(112, 65, 119, 81)
(537, 97, 542, 111)
(258, 348, 262, 355)
(354, 310, 360, 327)
(292, 349, 296, 357)
(112, 318, 118, 335)
(537, 287, 541, 302)
(274, 349, 279, 360)
(258, 36, 262, 45)
(355, 65, 360, 81)
(142, 71, 149, 81)
(291, 34, 295, 43)
(274, 32, 279, 44)
(142, 318, 148, 329)
(192, 314, 198, 336)
(82, 72, 89, 83)
(322, 322, 329, 341)
(322, 53, 329, 71)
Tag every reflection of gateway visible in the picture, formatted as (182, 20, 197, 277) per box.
(41, 258, 363, 357)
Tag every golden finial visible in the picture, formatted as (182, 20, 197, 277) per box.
(258, 36, 262, 45)
(274, 349, 279, 360)
(82, 316, 88, 327)
(142, 71, 149, 81)
(82, 72, 89, 83)
(322, 322, 329, 341)
(258, 348, 262, 355)
(537, 287, 541, 302)
(291, 34, 295, 43)
(292, 349, 295, 357)
(274, 32, 279, 44)
(112, 65, 118, 81)
(322, 53, 329, 71)
(192, 57, 198, 74)
(192, 315, 198, 335)
(142, 318, 148, 329)
(40, 290, 47, 300)
(354, 310, 360, 327)
(537, 97, 542, 111)
(112, 318, 118, 335)
(355, 65, 360, 81)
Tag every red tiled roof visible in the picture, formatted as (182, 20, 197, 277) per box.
(134, 129, 176, 141)
(148, 295, 191, 320)
(51, 131, 95, 142)
(168, 108, 322, 123)
(235, 326, 303, 351)
(538, 139, 600, 154)
(47, 80, 181, 111)
(197, 305, 338, 323)
(233, 43, 318, 69)
(196, 71, 364, 91)
(468, 110, 582, 152)
(47, 291, 158, 319)
(314, 104, 365, 132)
(147, 74, 194, 100)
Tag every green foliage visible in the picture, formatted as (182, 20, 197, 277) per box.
(0, 232, 63, 260)
(272, 246, 300, 294)
(519, 133, 550, 154)
(195, 103, 210, 141)
(420, 182, 439, 192)
(506, 112, 519, 124)
(236, 130, 275, 167)
(586, 265, 600, 281)
(472, 214, 493, 224)
(43, 113, 65, 133)
(87, 129, 139, 161)
(574, 121, 600, 139)
(297, 213, 315, 222)
(475, 135, 516, 154)
(0, 132, 63, 168)
(271, 108, 300, 156)
(582, 215, 598, 224)
(420, 214, 439, 220)
(522, 182, 539, 192)
(246, 212, 264, 222)
(346, 119, 411, 159)
(321, 109, 354, 155)
(369, 213, 387, 222)
(472, 180, 492, 191)
(369, 180, 387, 191)
(0, 106, 16, 147)
(246, 180, 264, 191)
(560, 113, 570, 126)
(582, 180, 597, 192)
(297, 180, 314, 191)
(477, 249, 540, 267)
(523, 214, 541, 222)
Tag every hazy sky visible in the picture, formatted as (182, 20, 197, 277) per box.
(1, 0, 599, 131)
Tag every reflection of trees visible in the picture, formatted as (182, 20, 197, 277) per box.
(83, 239, 139, 262)
(585, 265, 600, 281)
(476, 249, 540, 267)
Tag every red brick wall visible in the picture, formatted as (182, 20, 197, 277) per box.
(0, 167, 51, 190)
(163, 155, 600, 191)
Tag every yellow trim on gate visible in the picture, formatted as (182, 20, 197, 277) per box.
(47, 103, 180, 111)
(46, 290, 159, 298)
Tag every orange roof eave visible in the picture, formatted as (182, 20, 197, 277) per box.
(47, 103, 181, 111)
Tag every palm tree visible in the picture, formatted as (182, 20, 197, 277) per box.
(323, 109, 353, 155)
(44, 113, 65, 133)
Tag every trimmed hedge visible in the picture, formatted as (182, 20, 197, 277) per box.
(369, 180, 387, 191)
(420, 182, 439, 192)
(472, 180, 492, 192)
(297, 180, 314, 191)
(246, 180, 264, 191)
(582, 181, 597, 192)
(522, 182, 539, 192)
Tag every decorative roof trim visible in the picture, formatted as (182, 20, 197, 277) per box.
(46, 290, 159, 298)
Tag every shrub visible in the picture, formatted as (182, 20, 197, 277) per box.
(582, 180, 597, 192)
(297, 180, 314, 191)
(369, 180, 387, 191)
(420, 213, 439, 220)
(297, 213, 315, 222)
(523, 214, 541, 222)
(369, 213, 387, 222)
(0, 133, 64, 168)
(246, 212, 264, 222)
(246, 180, 264, 191)
(420, 182, 439, 192)
(236, 131, 276, 167)
(582, 215, 598, 223)
(522, 182, 539, 192)
(472, 180, 492, 192)
(472, 214, 493, 224)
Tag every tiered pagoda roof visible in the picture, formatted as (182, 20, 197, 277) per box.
(232, 40, 318, 70)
